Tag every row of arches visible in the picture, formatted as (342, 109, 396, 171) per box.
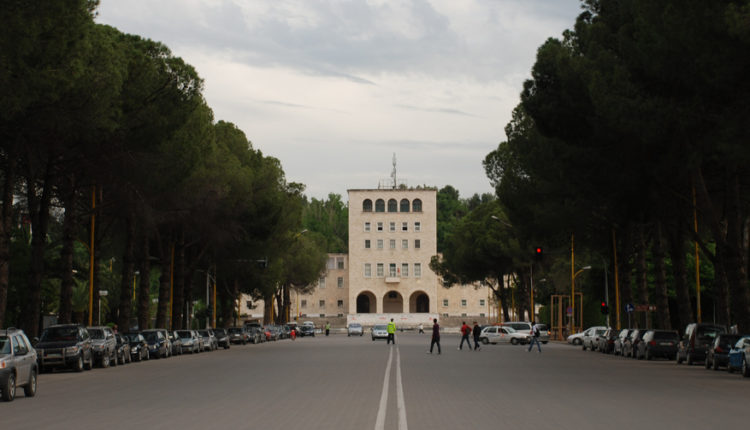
(363, 198, 422, 213)
(355, 290, 430, 313)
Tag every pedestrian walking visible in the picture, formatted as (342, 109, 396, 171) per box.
(418, 323, 424, 334)
(527, 321, 542, 353)
(387, 319, 396, 345)
(472, 321, 482, 351)
(459, 321, 472, 350)
(428, 318, 441, 354)
(325, 322, 331, 336)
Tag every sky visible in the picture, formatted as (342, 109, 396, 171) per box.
(95, 0, 583, 201)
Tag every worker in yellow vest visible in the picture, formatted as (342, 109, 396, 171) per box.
(387, 318, 396, 345)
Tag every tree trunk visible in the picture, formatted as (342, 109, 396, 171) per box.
(498, 276, 509, 322)
(23, 166, 54, 337)
(137, 234, 151, 331)
(713, 244, 731, 327)
(617, 223, 635, 326)
(668, 224, 693, 331)
(0, 156, 17, 328)
(264, 294, 273, 324)
(117, 208, 136, 332)
(155, 243, 172, 329)
(635, 223, 651, 329)
(182, 271, 193, 329)
(58, 174, 77, 324)
(653, 221, 671, 329)
(172, 234, 185, 330)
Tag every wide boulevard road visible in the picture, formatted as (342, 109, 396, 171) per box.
(4, 332, 748, 429)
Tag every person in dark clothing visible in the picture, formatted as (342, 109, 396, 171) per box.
(472, 322, 482, 351)
(459, 321, 472, 350)
(428, 318, 441, 354)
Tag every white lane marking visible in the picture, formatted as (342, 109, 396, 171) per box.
(375, 346, 393, 430)
(396, 347, 408, 430)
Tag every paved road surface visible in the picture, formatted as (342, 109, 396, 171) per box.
(4, 333, 748, 429)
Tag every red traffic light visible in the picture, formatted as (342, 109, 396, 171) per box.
(535, 247, 543, 254)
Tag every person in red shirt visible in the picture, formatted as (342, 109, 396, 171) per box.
(459, 321, 472, 350)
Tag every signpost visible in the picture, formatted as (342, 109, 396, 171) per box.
(625, 303, 633, 329)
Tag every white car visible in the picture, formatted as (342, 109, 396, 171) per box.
(347, 323, 363, 337)
(582, 326, 609, 351)
(371, 325, 388, 341)
(479, 326, 529, 345)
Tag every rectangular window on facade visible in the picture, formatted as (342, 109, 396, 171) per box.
(365, 222, 371, 232)
(401, 263, 409, 277)
(327, 257, 335, 269)
(402, 222, 408, 232)
(414, 263, 422, 277)
(364, 263, 371, 277)
(319, 300, 325, 308)
(377, 263, 384, 277)
(461, 299, 467, 307)
(389, 239, 396, 249)
(402, 239, 408, 249)
(337, 277, 344, 288)
(480, 299, 486, 306)
(365, 239, 371, 249)
(337, 300, 344, 308)
(461, 313, 467, 317)
(480, 313, 486, 317)
(319, 277, 326, 288)
(377, 222, 383, 232)
(337, 257, 344, 269)
(301, 300, 307, 308)
(443, 299, 449, 307)
(377, 239, 383, 249)
(415, 239, 421, 249)
(389, 263, 397, 277)
(414, 222, 421, 231)
(389, 222, 396, 232)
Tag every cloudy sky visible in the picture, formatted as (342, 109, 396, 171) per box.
(96, 0, 583, 200)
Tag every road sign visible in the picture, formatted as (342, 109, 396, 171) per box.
(635, 304, 657, 312)
(625, 303, 634, 313)
(99, 290, 108, 297)
(566, 306, 573, 316)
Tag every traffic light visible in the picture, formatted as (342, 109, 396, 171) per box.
(600, 301, 609, 315)
(534, 247, 543, 260)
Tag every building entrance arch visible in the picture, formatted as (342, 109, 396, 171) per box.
(409, 291, 430, 313)
(382, 291, 404, 313)
(356, 291, 377, 313)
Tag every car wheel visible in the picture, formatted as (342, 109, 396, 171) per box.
(573, 338, 582, 345)
(686, 353, 694, 366)
(23, 369, 37, 397)
(645, 349, 652, 361)
(101, 353, 110, 368)
(111, 351, 118, 367)
(84, 353, 93, 370)
(511, 338, 519, 345)
(742, 358, 750, 377)
(582, 343, 586, 351)
(713, 358, 720, 371)
(73, 355, 84, 372)
(1, 372, 16, 402)
(705, 356, 711, 369)
(676, 352, 683, 364)
(482, 338, 489, 345)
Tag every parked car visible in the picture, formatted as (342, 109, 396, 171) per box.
(36, 324, 93, 372)
(622, 329, 647, 358)
(264, 325, 280, 341)
(175, 330, 200, 354)
(299, 325, 315, 337)
(480, 325, 529, 345)
(124, 333, 149, 361)
(114, 334, 131, 365)
(372, 325, 388, 341)
(151, 329, 174, 357)
(636, 330, 679, 360)
(677, 323, 727, 365)
(597, 328, 620, 354)
(614, 329, 633, 356)
(197, 330, 214, 351)
(0, 328, 38, 402)
(347, 323, 364, 337)
(502, 322, 550, 344)
(570, 326, 606, 346)
(583, 327, 609, 351)
(87, 326, 117, 368)
(706, 334, 743, 371)
(228, 327, 249, 345)
(141, 330, 168, 359)
(213, 328, 231, 349)
(168, 331, 182, 356)
(246, 326, 264, 343)
(727, 336, 750, 376)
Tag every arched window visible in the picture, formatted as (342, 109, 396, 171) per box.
(387, 199, 398, 212)
(412, 199, 422, 212)
(362, 199, 373, 212)
(375, 199, 385, 212)
(400, 199, 410, 212)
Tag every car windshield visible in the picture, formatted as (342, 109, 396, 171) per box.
(653, 331, 678, 340)
(504, 327, 517, 333)
(537, 325, 548, 331)
(374, 325, 387, 330)
(214, 329, 226, 336)
(143, 332, 159, 342)
(40, 327, 78, 342)
(595, 329, 607, 336)
(125, 334, 141, 342)
(176, 331, 192, 338)
(198, 331, 209, 336)
(228, 328, 241, 334)
(350, 324, 361, 328)
(735, 337, 750, 348)
(88, 329, 104, 339)
(0, 336, 10, 354)
(697, 325, 726, 339)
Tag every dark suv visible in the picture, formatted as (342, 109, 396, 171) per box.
(0, 328, 38, 401)
(87, 326, 117, 368)
(677, 323, 727, 365)
(36, 324, 93, 372)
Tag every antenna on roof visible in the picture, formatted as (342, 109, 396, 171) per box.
(391, 153, 397, 189)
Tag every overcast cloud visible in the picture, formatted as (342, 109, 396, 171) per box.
(96, 0, 582, 200)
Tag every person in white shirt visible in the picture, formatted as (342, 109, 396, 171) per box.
(527, 322, 542, 353)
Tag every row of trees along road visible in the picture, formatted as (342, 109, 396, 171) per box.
(0, 0, 328, 336)
(466, 0, 750, 332)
